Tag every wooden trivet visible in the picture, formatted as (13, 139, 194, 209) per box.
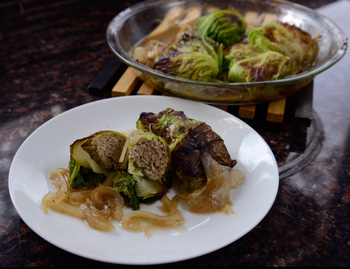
(102, 66, 313, 127)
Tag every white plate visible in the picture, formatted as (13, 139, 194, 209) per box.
(8, 96, 279, 265)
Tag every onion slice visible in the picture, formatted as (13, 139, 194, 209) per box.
(120, 195, 184, 237)
(176, 152, 244, 213)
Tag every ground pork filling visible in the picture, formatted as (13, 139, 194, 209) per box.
(130, 138, 168, 181)
(89, 134, 126, 170)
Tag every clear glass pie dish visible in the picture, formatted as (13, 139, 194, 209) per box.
(107, 0, 347, 105)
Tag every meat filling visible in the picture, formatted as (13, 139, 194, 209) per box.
(129, 138, 168, 181)
(85, 134, 126, 170)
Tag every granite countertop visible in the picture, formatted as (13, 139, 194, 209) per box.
(1, 0, 349, 266)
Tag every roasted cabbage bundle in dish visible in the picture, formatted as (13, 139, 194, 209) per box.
(247, 21, 319, 67)
(137, 108, 237, 193)
(132, 7, 319, 84)
(195, 9, 247, 46)
(154, 33, 223, 82)
(227, 43, 301, 82)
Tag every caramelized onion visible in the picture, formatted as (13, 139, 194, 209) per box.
(79, 203, 115, 231)
(121, 195, 184, 236)
(91, 186, 125, 221)
(175, 152, 244, 213)
(42, 168, 125, 231)
(42, 169, 72, 214)
(43, 150, 244, 234)
(49, 168, 70, 193)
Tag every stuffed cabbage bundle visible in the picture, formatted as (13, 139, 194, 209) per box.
(227, 43, 301, 82)
(69, 130, 171, 210)
(113, 132, 171, 210)
(247, 21, 319, 67)
(137, 108, 237, 193)
(195, 9, 247, 46)
(69, 131, 127, 188)
(137, 108, 200, 151)
(154, 33, 223, 82)
(128, 132, 170, 182)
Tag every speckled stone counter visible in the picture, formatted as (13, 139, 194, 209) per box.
(1, 0, 349, 266)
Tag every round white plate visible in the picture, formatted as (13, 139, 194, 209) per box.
(9, 95, 279, 265)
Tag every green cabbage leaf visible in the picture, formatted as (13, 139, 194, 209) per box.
(154, 33, 223, 81)
(195, 9, 247, 46)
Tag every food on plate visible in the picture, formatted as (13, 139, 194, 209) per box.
(113, 131, 171, 210)
(69, 129, 172, 210)
(226, 43, 301, 82)
(120, 195, 184, 237)
(132, 8, 319, 83)
(127, 132, 170, 181)
(69, 131, 127, 188)
(247, 21, 319, 68)
(42, 168, 125, 231)
(136, 108, 237, 193)
(154, 33, 223, 81)
(175, 152, 244, 213)
(195, 9, 247, 46)
(42, 108, 244, 233)
(136, 108, 200, 151)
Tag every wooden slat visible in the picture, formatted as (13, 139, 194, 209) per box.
(244, 11, 258, 21)
(143, 5, 203, 46)
(213, 105, 228, 111)
(262, 13, 277, 24)
(108, 66, 313, 126)
(137, 82, 156, 95)
(111, 67, 139, 97)
(162, 92, 172, 96)
(266, 97, 286, 123)
(178, 5, 202, 25)
(244, 11, 259, 27)
(144, 6, 185, 42)
(239, 104, 256, 119)
(245, 12, 277, 28)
